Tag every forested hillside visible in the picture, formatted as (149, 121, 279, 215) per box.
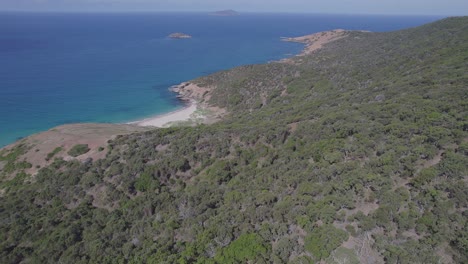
(1, 17, 467, 263)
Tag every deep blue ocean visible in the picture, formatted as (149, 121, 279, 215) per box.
(0, 12, 442, 147)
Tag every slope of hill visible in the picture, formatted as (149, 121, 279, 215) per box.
(0, 17, 467, 263)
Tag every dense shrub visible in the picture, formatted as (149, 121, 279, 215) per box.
(67, 144, 90, 157)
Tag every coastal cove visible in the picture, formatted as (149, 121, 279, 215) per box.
(129, 82, 224, 128)
(128, 28, 350, 129)
(0, 12, 442, 147)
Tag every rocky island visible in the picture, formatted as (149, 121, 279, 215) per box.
(209, 9, 239, 16)
(168, 32, 192, 39)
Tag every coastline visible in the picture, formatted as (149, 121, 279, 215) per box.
(129, 82, 223, 128)
(0, 29, 353, 147)
(279, 29, 350, 63)
(0, 14, 438, 148)
(130, 29, 349, 128)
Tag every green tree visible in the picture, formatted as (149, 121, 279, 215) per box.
(305, 225, 349, 260)
(214, 233, 269, 263)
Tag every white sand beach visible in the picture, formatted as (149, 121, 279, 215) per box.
(130, 101, 198, 127)
(129, 81, 225, 128)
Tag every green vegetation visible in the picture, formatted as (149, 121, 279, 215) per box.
(46, 146, 63, 161)
(67, 144, 90, 157)
(0, 17, 467, 263)
(0, 144, 31, 176)
(305, 225, 349, 260)
(214, 233, 269, 263)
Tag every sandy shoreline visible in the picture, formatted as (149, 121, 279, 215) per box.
(128, 100, 199, 127)
(129, 81, 224, 128)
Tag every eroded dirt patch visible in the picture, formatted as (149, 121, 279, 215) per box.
(1, 123, 150, 176)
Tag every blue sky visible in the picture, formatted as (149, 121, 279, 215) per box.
(0, 0, 467, 15)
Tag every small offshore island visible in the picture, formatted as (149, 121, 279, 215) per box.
(209, 9, 239, 16)
(168, 32, 192, 39)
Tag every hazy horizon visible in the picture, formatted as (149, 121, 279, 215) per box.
(0, 10, 451, 17)
(0, 0, 467, 16)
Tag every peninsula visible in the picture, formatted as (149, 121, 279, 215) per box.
(282, 29, 348, 56)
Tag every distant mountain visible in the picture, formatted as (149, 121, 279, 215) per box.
(209, 9, 239, 16)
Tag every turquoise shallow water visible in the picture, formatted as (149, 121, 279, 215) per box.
(0, 12, 442, 147)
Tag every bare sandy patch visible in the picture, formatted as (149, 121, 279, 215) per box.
(1, 123, 150, 176)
